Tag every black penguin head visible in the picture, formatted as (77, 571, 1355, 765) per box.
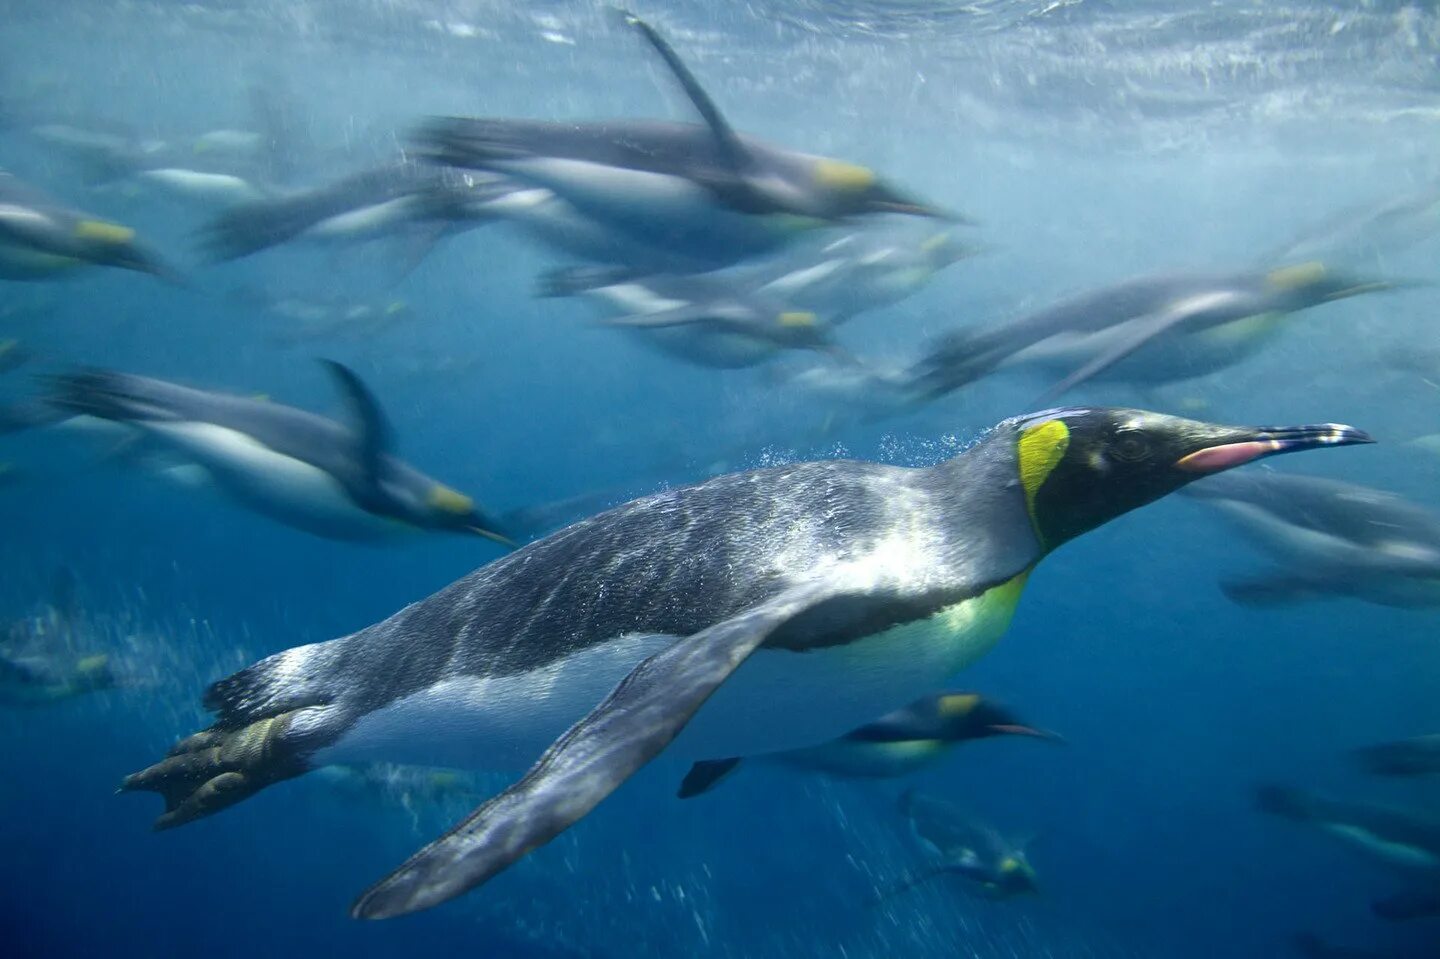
(804, 157, 953, 220)
(1263, 261, 1400, 308)
(1009, 408, 1372, 551)
(399, 479, 515, 547)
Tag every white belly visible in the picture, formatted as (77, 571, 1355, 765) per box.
(306, 199, 420, 242)
(316, 574, 1029, 770)
(1324, 823, 1440, 874)
(143, 421, 407, 540)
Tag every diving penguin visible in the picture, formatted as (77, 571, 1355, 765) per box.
(880, 789, 1038, 902)
(119, 407, 1369, 919)
(540, 268, 841, 369)
(907, 263, 1399, 403)
(1255, 784, 1440, 922)
(678, 690, 1058, 797)
(1, 568, 120, 707)
(413, 14, 948, 271)
(1356, 735, 1440, 778)
(1184, 471, 1440, 608)
(0, 171, 178, 282)
(39, 362, 511, 544)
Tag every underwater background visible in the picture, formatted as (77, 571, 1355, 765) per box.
(2, 1, 1439, 956)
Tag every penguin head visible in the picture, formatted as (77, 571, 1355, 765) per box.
(803, 158, 954, 221)
(1263, 261, 1403, 308)
(993, 853, 1039, 895)
(938, 695, 1058, 744)
(73, 220, 182, 283)
(400, 480, 516, 548)
(1009, 407, 1372, 550)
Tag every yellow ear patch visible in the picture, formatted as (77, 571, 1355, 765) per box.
(1266, 261, 1326, 290)
(76, 654, 109, 674)
(778, 311, 816, 327)
(814, 159, 876, 191)
(1018, 419, 1070, 522)
(74, 220, 135, 244)
(938, 693, 980, 717)
(427, 485, 474, 515)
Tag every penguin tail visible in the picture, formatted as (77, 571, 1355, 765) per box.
(410, 117, 537, 168)
(43, 369, 174, 423)
(0, 399, 68, 435)
(119, 654, 340, 830)
(1253, 783, 1315, 821)
(197, 194, 316, 261)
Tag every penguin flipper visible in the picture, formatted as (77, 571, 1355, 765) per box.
(1038, 295, 1243, 402)
(620, 12, 751, 176)
(320, 359, 394, 490)
(603, 305, 722, 329)
(350, 583, 832, 920)
(677, 757, 742, 798)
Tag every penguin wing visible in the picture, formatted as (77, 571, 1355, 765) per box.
(621, 13, 752, 177)
(1038, 290, 1248, 401)
(350, 582, 834, 920)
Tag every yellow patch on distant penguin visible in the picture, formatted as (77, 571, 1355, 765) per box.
(74, 220, 135, 244)
(427, 484, 474, 514)
(778, 311, 816, 327)
(938, 693, 980, 717)
(1265, 261, 1326, 290)
(814, 159, 876, 191)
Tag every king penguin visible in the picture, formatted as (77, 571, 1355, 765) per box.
(413, 13, 949, 271)
(1184, 471, 1440, 608)
(882, 790, 1039, 902)
(119, 407, 1369, 919)
(0, 171, 178, 282)
(677, 690, 1058, 797)
(1355, 735, 1440, 778)
(40, 362, 511, 544)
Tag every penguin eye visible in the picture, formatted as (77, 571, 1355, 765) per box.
(1110, 429, 1151, 463)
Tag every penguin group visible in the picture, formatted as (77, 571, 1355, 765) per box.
(1, 7, 1438, 958)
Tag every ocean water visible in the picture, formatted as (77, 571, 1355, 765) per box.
(2, 2, 1439, 957)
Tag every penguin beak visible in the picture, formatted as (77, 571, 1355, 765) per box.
(1175, 423, 1374, 474)
(987, 723, 1066, 743)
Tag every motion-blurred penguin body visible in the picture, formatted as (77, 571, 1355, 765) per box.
(415, 15, 946, 272)
(1256, 784, 1440, 921)
(678, 691, 1057, 796)
(0, 171, 175, 281)
(885, 790, 1037, 901)
(545, 269, 837, 368)
(0, 570, 118, 706)
(909, 264, 1395, 401)
(1186, 472, 1440, 608)
(1356, 735, 1440, 777)
(119, 408, 1367, 919)
(41, 363, 509, 544)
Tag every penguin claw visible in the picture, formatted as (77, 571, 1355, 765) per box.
(120, 711, 311, 828)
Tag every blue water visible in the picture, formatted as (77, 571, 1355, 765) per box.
(2, 2, 1439, 957)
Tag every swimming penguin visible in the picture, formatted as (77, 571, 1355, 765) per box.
(135, 168, 269, 211)
(413, 14, 948, 271)
(118, 407, 1367, 919)
(541, 268, 841, 369)
(1355, 735, 1440, 778)
(678, 691, 1058, 797)
(198, 161, 512, 262)
(881, 790, 1037, 902)
(1255, 784, 1440, 921)
(38, 362, 511, 544)
(1267, 181, 1440, 267)
(221, 286, 416, 346)
(0, 171, 178, 282)
(907, 264, 1399, 402)
(0, 568, 120, 706)
(1184, 471, 1440, 608)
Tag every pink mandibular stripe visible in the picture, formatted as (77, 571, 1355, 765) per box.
(1175, 440, 1281, 473)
